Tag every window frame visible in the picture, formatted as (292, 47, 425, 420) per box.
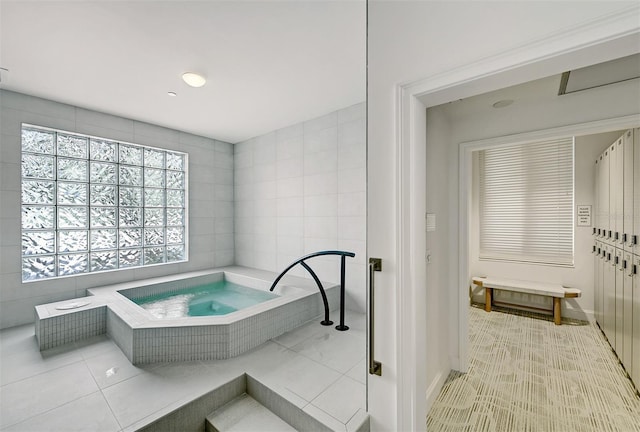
(20, 123, 189, 282)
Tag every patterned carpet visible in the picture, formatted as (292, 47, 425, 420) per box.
(427, 305, 640, 432)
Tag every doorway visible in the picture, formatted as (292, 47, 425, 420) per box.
(376, 27, 640, 431)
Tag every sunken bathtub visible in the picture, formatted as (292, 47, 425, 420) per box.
(35, 267, 340, 364)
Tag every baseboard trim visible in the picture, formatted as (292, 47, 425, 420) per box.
(449, 355, 460, 372)
(425, 369, 448, 414)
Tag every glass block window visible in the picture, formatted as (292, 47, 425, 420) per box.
(21, 125, 188, 281)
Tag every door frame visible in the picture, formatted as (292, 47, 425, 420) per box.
(391, 7, 639, 430)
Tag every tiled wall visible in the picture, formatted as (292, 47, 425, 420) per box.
(0, 90, 234, 329)
(234, 103, 367, 312)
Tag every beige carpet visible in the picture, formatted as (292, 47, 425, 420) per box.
(427, 305, 640, 432)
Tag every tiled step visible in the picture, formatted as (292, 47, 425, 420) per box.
(134, 373, 368, 431)
(206, 393, 297, 432)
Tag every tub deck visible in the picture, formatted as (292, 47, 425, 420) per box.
(35, 266, 340, 364)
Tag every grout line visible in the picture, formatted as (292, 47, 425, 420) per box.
(96, 385, 125, 431)
(344, 407, 365, 428)
(0, 390, 108, 431)
(0, 357, 86, 389)
(306, 400, 350, 430)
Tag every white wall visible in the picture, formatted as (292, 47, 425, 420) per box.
(468, 130, 625, 320)
(443, 76, 640, 320)
(233, 103, 366, 312)
(367, 1, 639, 430)
(425, 107, 453, 388)
(0, 90, 234, 329)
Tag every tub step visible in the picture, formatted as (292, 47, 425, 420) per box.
(206, 393, 297, 432)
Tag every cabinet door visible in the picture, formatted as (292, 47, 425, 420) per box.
(614, 137, 624, 246)
(634, 129, 640, 255)
(632, 254, 640, 388)
(615, 247, 624, 355)
(602, 149, 611, 245)
(623, 130, 634, 253)
(596, 242, 604, 326)
(604, 245, 616, 344)
(622, 251, 633, 372)
(595, 240, 602, 325)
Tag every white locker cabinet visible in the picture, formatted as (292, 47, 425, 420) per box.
(595, 157, 600, 239)
(634, 129, 640, 256)
(598, 154, 604, 240)
(615, 247, 624, 355)
(595, 241, 601, 324)
(601, 150, 611, 244)
(622, 251, 633, 373)
(596, 241, 604, 326)
(604, 245, 616, 345)
(623, 130, 634, 253)
(613, 138, 624, 246)
(594, 240, 602, 325)
(632, 254, 640, 388)
(593, 129, 640, 376)
(599, 241, 606, 326)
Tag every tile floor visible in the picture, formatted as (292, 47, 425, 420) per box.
(0, 310, 366, 431)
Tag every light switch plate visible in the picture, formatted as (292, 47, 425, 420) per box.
(426, 213, 436, 232)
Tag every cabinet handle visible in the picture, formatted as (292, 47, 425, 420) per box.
(368, 258, 382, 376)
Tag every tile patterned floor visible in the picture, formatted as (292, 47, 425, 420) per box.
(0, 311, 366, 431)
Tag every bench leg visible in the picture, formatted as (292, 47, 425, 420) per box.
(485, 287, 492, 312)
(553, 297, 561, 325)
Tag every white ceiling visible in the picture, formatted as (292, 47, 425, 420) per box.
(437, 74, 565, 122)
(437, 58, 640, 123)
(0, 1, 366, 143)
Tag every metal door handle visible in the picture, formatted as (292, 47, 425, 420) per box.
(368, 258, 382, 376)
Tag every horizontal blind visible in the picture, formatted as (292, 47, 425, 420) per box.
(479, 138, 574, 266)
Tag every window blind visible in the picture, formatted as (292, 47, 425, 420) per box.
(478, 138, 574, 266)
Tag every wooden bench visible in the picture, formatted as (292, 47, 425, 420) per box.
(472, 276, 581, 325)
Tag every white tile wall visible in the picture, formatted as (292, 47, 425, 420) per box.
(277, 217, 304, 238)
(234, 103, 366, 312)
(0, 90, 235, 329)
(277, 177, 304, 198)
(277, 136, 304, 161)
(304, 172, 338, 196)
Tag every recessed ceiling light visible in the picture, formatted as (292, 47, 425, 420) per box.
(182, 72, 206, 88)
(167, 91, 177, 97)
(492, 99, 514, 108)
